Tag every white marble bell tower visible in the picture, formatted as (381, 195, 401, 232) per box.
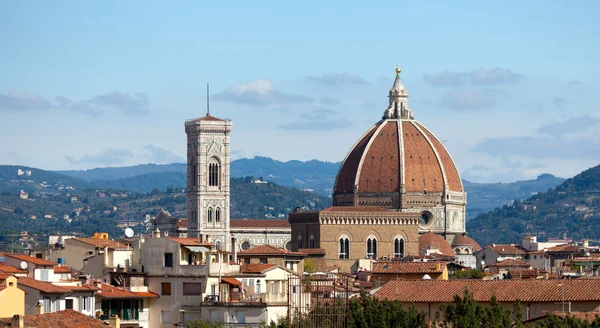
(184, 91, 232, 252)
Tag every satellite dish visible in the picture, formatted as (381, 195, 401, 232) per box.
(20, 261, 28, 270)
(124, 228, 134, 238)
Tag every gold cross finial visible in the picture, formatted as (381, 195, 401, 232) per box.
(395, 65, 401, 75)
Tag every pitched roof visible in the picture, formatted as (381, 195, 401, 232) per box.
(196, 113, 225, 122)
(547, 244, 580, 253)
(487, 259, 531, 268)
(299, 248, 327, 255)
(73, 237, 129, 249)
(230, 219, 291, 229)
(240, 263, 277, 274)
(320, 206, 389, 213)
(5, 254, 55, 266)
(221, 277, 242, 286)
(375, 279, 600, 303)
(169, 237, 212, 247)
(17, 277, 71, 294)
(486, 244, 527, 255)
(97, 283, 159, 298)
(0, 264, 27, 274)
(238, 244, 293, 256)
(54, 265, 72, 274)
(372, 261, 447, 274)
(0, 309, 107, 328)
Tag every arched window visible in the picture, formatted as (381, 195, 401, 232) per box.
(215, 241, 222, 251)
(309, 234, 315, 249)
(366, 235, 377, 259)
(208, 158, 220, 187)
(297, 235, 303, 250)
(339, 235, 349, 259)
(394, 237, 405, 258)
(208, 208, 213, 223)
(455, 248, 461, 255)
(215, 208, 221, 223)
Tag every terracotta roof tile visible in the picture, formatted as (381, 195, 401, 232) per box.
(97, 283, 158, 298)
(54, 265, 72, 274)
(334, 123, 380, 194)
(0, 264, 27, 274)
(298, 248, 327, 255)
(487, 259, 531, 268)
(74, 237, 129, 249)
(230, 219, 290, 229)
(239, 244, 306, 256)
(547, 244, 579, 253)
(372, 261, 447, 274)
(451, 234, 482, 252)
(17, 277, 71, 293)
(196, 114, 225, 121)
(321, 206, 389, 213)
(486, 244, 527, 255)
(415, 122, 463, 192)
(0, 309, 107, 328)
(403, 121, 444, 193)
(508, 269, 540, 278)
(375, 279, 600, 303)
(419, 232, 455, 257)
(240, 263, 277, 274)
(169, 237, 212, 247)
(5, 254, 55, 266)
(359, 121, 401, 193)
(221, 277, 242, 286)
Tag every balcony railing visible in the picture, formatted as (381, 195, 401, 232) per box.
(101, 309, 148, 322)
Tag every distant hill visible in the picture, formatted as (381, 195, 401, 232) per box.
(0, 165, 330, 249)
(463, 174, 565, 220)
(0, 165, 89, 194)
(55, 157, 565, 218)
(467, 165, 600, 247)
(57, 163, 186, 182)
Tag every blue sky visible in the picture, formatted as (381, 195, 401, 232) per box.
(1, 1, 599, 182)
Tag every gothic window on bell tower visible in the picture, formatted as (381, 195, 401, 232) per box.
(215, 208, 221, 223)
(208, 208, 213, 224)
(208, 157, 221, 187)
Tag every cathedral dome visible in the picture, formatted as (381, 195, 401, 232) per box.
(332, 66, 467, 238)
(419, 232, 455, 257)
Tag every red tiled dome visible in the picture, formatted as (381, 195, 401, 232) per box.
(452, 233, 482, 252)
(419, 232, 455, 257)
(333, 119, 463, 207)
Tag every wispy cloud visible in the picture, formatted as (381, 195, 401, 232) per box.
(70, 92, 150, 116)
(214, 79, 314, 106)
(538, 116, 600, 136)
(441, 89, 496, 110)
(470, 67, 523, 85)
(0, 91, 51, 110)
(306, 73, 368, 86)
(278, 108, 353, 130)
(568, 80, 583, 86)
(320, 96, 341, 106)
(144, 145, 184, 163)
(423, 67, 523, 87)
(65, 148, 133, 165)
(473, 136, 600, 160)
(423, 71, 467, 87)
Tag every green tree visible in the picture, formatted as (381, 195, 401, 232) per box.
(303, 258, 317, 274)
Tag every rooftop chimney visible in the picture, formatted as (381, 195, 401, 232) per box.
(108, 314, 121, 328)
(11, 315, 24, 328)
(153, 228, 161, 238)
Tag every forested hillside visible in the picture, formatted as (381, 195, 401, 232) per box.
(468, 165, 600, 246)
